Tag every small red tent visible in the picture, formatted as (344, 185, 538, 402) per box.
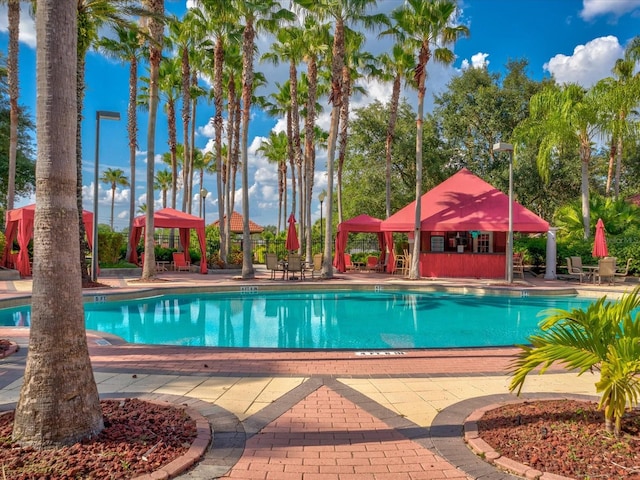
(333, 214, 394, 273)
(380, 168, 549, 233)
(1, 204, 94, 277)
(127, 208, 208, 274)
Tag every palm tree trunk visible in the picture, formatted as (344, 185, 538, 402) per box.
(141, 0, 164, 280)
(240, 18, 255, 279)
(7, 0, 19, 212)
(13, 0, 103, 447)
(385, 74, 401, 219)
(322, 17, 345, 279)
(126, 57, 138, 261)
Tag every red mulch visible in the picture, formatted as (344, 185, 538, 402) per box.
(477, 399, 640, 479)
(0, 398, 197, 479)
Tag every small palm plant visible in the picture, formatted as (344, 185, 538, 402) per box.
(509, 286, 640, 436)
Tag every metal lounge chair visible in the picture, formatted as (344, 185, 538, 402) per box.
(565, 257, 585, 283)
(265, 252, 285, 280)
(287, 254, 304, 280)
(595, 257, 616, 285)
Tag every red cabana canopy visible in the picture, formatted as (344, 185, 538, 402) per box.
(127, 207, 208, 274)
(332, 214, 395, 273)
(1, 204, 94, 277)
(380, 168, 549, 233)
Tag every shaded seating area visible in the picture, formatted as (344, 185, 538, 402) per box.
(1, 204, 94, 277)
(128, 208, 208, 274)
(333, 214, 394, 273)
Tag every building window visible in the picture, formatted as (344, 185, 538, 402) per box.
(477, 232, 491, 253)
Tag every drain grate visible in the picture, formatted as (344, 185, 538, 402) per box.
(355, 351, 405, 356)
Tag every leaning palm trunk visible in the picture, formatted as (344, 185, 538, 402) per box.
(13, 0, 103, 447)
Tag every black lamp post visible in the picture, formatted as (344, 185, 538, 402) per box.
(318, 190, 326, 250)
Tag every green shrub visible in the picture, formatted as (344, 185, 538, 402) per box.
(98, 231, 125, 265)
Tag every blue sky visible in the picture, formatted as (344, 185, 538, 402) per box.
(1, 0, 639, 231)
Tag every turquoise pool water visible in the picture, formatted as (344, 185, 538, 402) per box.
(0, 290, 598, 349)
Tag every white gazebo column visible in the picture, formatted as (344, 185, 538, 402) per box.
(544, 227, 558, 279)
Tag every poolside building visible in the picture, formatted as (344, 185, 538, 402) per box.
(380, 168, 550, 279)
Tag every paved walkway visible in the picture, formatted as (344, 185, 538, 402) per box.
(1, 268, 636, 479)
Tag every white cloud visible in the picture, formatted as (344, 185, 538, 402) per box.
(580, 0, 640, 20)
(543, 36, 624, 87)
(461, 52, 490, 70)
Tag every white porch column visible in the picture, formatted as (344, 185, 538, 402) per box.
(544, 227, 558, 279)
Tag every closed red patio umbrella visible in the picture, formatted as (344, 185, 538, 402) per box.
(285, 213, 300, 252)
(592, 218, 608, 258)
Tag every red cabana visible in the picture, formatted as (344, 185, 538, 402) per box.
(380, 168, 549, 278)
(333, 214, 394, 273)
(1, 204, 94, 277)
(128, 208, 208, 274)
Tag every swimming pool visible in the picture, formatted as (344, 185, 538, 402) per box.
(0, 290, 598, 349)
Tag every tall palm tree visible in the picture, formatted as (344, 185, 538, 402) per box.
(158, 56, 181, 210)
(263, 26, 306, 248)
(95, 23, 145, 257)
(193, 0, 240, 265)
(510, 287, 640, 437)
(391, 0, 469, 279)
(376, 43, 416, 219)
(140, 0, 165, 280)
(76, 1, 148, 283)
(166, 14, 193, 213)
(154, 169, 172, 208)
(296, 0, 387, 278)
(233, 0, 294, 279)
(257, 131, 289, 233)
(516, 83, 600, 239)
(100, 167, 129, 230)
(13, 0, 104, 447)
(261, 82, 295, 234)
(5, 0, 20, 212)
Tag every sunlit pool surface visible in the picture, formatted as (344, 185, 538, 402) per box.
(0, 290, 597, 349)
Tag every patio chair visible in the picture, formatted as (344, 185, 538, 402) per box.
(595, 257, 616, 285)
(265, 252, 285, 280)
(344, 253, 355, 271)
(565, 257, 585, 283)
(512, 254, 524, 279)
(172, 252, 191, 272)
(304, 253, 323, 279)
(615, 258, 632, 281)
(287, 254, 304, 280)
(366, 255, 379, 271)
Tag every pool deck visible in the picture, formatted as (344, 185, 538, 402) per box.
(1, 268, 637, 479)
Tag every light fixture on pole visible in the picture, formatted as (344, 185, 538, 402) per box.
(92, 110, 121, 282)
(318, 190, 326, 249)
(493, 142, 514, 284)
(200, 188, 208, 221)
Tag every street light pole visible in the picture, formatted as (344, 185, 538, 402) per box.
(318, 190, 326, 250)
(493, 142, 514, 283)
(200, 188, 208, 221)
(92, 110, 121, 282)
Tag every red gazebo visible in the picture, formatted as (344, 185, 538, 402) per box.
(1, 204, 94, 277)
(127, 208, 208, 274)
(380, 168, 549, 278)
(333, 214, 394, 273)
